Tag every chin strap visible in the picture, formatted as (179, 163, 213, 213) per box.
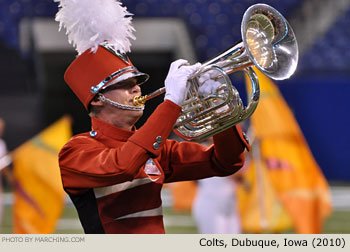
(98, 94, 144, 111)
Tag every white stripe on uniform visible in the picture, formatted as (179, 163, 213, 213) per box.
(115, 206, 163, 220)
(94, 177, 157, 198)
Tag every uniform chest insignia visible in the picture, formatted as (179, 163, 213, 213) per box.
(144, 158, 161, 176)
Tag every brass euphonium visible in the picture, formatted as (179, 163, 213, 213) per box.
(133, 4, 298, 141)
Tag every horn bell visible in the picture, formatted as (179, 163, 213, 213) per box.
(242, 3, 298, 80)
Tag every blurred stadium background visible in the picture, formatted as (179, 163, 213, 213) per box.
(0, 0, 349, 233)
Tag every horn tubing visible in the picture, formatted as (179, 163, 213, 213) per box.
(240, 67, 260, 121)
(133, 87, 166, 106)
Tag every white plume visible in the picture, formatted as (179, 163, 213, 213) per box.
(54, 0, 135, 55)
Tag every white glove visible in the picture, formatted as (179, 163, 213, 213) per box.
(164, 59, 201, 106)
(198, 72, 222, 97)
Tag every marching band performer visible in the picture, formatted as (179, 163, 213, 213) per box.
(56, 0, 249, 233)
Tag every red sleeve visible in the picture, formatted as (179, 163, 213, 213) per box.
(162, 125, 249, 183)
(59, 136, 149, 191)
(59, 100, 181, 191)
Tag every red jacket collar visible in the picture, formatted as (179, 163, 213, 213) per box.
(91, 116, 136, 141)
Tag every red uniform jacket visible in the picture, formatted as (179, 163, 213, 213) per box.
(59, 100, 249, 233)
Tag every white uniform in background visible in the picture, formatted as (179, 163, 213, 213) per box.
(192, 176, 241, 234)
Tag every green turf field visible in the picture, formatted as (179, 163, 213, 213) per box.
(1, 204, 349, 234)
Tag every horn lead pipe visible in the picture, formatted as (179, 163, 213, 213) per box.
(133, 87, 166, 106)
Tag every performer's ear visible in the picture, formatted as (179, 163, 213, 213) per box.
(90, 95, 104, 107)
(89, 96, 104, 117)
(89, 97, 104, 117)
(90, 100, 103, 107)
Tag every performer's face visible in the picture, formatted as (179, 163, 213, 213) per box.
(104, 78, 141, 107)
(102, 78, 143, 121)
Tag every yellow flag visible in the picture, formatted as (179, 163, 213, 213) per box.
(238, 68, 332, 234)
(237, 158, 293, 233)
(12, 116, 72, 233)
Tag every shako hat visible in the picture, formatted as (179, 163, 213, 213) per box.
(55, 0, 149, 110)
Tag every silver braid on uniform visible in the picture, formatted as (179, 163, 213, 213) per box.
(98, 94, 144, 111)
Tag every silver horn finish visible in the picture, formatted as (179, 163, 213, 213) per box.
(132, 4, 298, 141)
(172, 3, 298, 141)
(242, 4, 298, 80)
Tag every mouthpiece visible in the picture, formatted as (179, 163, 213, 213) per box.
(132, 87, 166, 106)
(133, 95, 149, 106)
